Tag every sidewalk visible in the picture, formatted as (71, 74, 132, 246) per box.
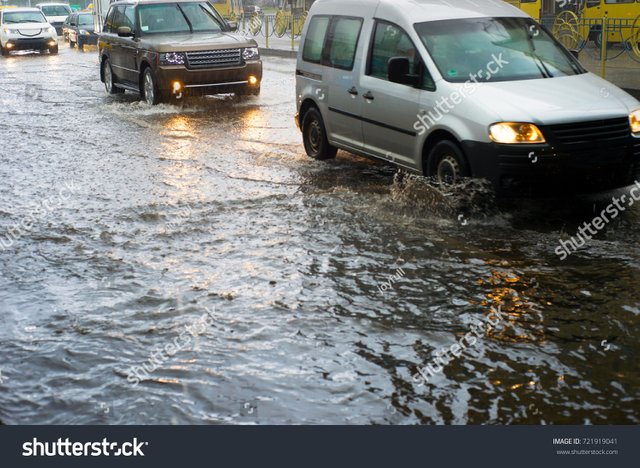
(253, 34, 299, 58)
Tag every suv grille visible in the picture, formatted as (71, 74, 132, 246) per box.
(185, 49, 242, 69)
(547, 117, 631, 146)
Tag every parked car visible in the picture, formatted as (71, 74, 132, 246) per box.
(37, 3, 72, 35)
(67, 12, 98, 50)
(295, 0, 640, 195)
(0, 7, 59, 56)
(99, 0, 262, 105)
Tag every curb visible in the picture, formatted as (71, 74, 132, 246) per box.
(259, 47, 297, 59)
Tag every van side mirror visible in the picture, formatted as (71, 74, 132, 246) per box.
(388, 57, 420, 86)
(225, 21, 238, 32)
(117, 26, 133, 37)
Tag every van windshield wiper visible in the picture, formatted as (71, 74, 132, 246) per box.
(525, 25, 553, 78)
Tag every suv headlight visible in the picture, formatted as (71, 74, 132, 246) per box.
(489, 122, 546, 144)
(79, 29, 90, 36)
(48, 26, 57, 35)
(159, 52, 186, 65)
(242, 47, 259, 61)
(3, 27, 17, 34)
(630, 110, 640, 136)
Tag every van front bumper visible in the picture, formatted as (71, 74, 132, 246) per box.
(156, 61, 263, 96)
(463, 138, 640, 195)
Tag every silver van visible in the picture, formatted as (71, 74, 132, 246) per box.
(295, 0, 640, 194)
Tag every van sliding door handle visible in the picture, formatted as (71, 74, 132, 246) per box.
(348, 87, 359, 96)
(363, 91, 374, 101)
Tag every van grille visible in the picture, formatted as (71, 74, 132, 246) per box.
(547, 117, 631, 146)
(185, 49, 242, 69)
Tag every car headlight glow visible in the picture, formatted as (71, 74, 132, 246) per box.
(242, 47, 259, 61)
(630, 110, 640, 136)
(489, 122, 546, 144)
(159, 52, 186, 65)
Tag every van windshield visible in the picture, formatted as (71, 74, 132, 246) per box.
(415, 17, 585, 83)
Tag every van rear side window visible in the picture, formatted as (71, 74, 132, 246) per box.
(303, 16, 330, 63)
(326, 17, 362, 70)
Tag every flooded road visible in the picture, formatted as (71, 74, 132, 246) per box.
(0, 47, 638, 425)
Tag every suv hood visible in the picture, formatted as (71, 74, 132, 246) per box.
(459, 73, 640, 124)
(140, 32, 258, 53)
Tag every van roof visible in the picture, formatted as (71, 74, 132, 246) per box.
(312, 0, 527, 22)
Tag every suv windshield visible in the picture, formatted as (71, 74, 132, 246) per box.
(40, 5, 71, 16)
(3, 11, 47, 24)
(78, 14, 93, 26)
(415, 17, 584, 83)
(138, 2, 223, 34)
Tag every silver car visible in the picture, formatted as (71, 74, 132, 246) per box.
(295, 0, 640, 195)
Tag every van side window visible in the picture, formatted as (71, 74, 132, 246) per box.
(303, 16, 330, 64)
(325, 17, 363, 71)
(368, 21, 435, 90)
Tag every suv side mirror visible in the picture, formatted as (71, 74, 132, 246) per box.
(225, 21, 238, 32)
(388, 57, 420, 86)
(117, 26, 133, 37)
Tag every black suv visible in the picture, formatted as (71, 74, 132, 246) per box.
(99, 0, 263, 105)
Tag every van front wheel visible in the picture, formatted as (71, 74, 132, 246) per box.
(427, 140, 469, 185)
(302, 108, 337, 160)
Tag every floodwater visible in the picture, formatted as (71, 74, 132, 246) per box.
(0, 46, 638, 425)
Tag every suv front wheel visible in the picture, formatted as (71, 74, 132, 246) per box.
(142, 68, 162, 106)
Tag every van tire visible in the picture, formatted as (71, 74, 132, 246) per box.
(427, 140, 470, 185)
(302, 108, 337, 160)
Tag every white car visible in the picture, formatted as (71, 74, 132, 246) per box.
(1, 8, 58, 56)
(37, 3, 72, 35)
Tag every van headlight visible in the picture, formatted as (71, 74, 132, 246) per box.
(3, 27, 17, 34)
(630, 110, 640, 136)
(159, 52, 186, 65)
(79, 29, 90, 36)
(242, 47, 259, 61)
(489, 122, 546, 144)
(48, 26, 57, 35)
